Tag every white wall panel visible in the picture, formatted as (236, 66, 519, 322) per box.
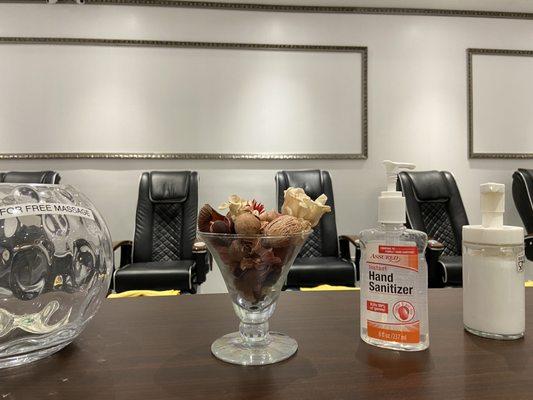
(0, 41, 364, 157)
(471, 53, 533, 155)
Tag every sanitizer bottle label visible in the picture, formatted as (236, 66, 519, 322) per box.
(362, 243, 420, 344)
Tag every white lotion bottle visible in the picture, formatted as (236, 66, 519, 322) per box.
(463, 183, 525, 340)
(359, 161, 429, 351)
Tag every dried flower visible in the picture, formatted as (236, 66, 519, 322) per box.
(240, 257, 259, 271)
(259, 248, 282, 267)
(281, 187, 331, 228)
(219, 196, 266, 219)
(219, 195, 249, 219)
(249, 199, 265, 216)
(228, 239, 252, 261)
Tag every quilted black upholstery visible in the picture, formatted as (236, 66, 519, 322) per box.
(513, 169, 533, 261)
(115, 171, 202, 293)
(419, 202, 458, 256)
(0, 171, 61, 184)
(298, 228, 322, 258)
(397, 170, 468, 287)
(133, 171, 197, 263)
(152, 203, 183, 261)
(276, 170, 356, 288)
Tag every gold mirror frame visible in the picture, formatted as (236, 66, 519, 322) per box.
(467, 48, 533, 159)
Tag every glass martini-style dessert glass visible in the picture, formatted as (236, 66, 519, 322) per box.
(199, 230, 310, 366)
(198, 188, 330, 366)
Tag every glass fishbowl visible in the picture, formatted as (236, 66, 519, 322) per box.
(0, 183, 112, 368)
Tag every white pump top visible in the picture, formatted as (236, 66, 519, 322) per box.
(480, 183, 505, 228)
(378, 160, 416, 224)
(463, 182, 523, 245)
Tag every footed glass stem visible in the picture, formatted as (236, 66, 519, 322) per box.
(211, 331, 298, 366)
(211, 302, 297, 365)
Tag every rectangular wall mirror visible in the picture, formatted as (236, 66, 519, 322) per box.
(468, 48, 533, 159)
(0, 38, 367, 160)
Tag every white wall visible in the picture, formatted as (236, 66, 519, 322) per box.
(0, 4, 532, 292)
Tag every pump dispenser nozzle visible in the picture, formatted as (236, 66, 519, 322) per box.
(463, 182, 523, 247)
(383, 160, 416, 192)
(378, 160, 416, 224)
(480, 183, 505, 228)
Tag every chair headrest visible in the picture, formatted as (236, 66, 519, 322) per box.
(403, 171, 452, 202)
(1, 171, 60, 184)
(517, 169, 533, 185)
(278, 170, 324, 200)
(149, 171, 190, 203)
(514, 169, 533, 207)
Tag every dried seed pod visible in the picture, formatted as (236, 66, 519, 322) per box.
(260, 221, 269, 232)
(224, 213, 235, 234)
(259, 210, 281, 223)
(210, 220, 230, 234)
(234, 212, 261, 235)
(198, 204, 226, 232)
(263, 215, 309, 236)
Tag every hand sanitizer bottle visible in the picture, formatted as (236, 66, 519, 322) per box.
(359, 160, 429, 351)
(463, 183, 525, 340)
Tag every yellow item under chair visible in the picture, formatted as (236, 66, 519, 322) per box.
(301, 285, 359, 291)
(108, 289, 180, 298)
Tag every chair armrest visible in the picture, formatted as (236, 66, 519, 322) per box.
(192, 240, 210, 285)
(425, 239, 446, 288)
(339, 235, 360, 247)
(525, 234, 533, 262)
(339, 234, 361, 281)
(113, 240, 132, 268)
(113, 240, 132, 251)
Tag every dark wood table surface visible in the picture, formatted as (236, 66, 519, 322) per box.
(0, 289, 532, 400)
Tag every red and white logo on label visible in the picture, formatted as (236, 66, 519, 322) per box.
(372, 245, 419, 272)
(392, 301, 415, 322)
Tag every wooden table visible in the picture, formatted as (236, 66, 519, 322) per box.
(0, 289, 532, 400)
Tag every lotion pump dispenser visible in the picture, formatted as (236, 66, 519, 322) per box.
(359, 161, 429, 351)
(463, 183, 525, 340)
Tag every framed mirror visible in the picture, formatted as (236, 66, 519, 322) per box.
(468, 48, 533, 159)
(0, 37, 367, 160)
